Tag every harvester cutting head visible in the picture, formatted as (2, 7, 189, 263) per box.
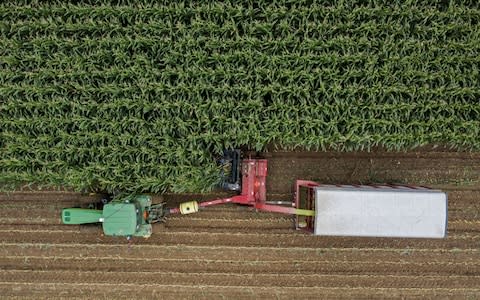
(218, 149, 242, 191)
(217, 149, 268, 202)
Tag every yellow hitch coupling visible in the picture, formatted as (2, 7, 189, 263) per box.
(179, 201, 199, 215)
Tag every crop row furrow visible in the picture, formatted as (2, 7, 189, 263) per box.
(2, 270, 480, 288)
(0, 230, 478, 248)
(2, 282, 480, 299)
(3, 256, 480, 276)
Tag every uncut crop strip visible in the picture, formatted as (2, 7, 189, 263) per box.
(1, 1, 480, 192)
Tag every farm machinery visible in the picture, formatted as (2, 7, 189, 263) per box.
(62, 150, 448, 239)
(62, 194, 165, 238)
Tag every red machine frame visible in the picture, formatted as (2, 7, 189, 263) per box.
(169, 159, 302, 215)
(294, 180, 319, 233)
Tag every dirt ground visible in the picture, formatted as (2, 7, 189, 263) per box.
(1, 150, 479, 299)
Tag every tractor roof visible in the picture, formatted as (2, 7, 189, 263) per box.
(102, 203, 137, 236)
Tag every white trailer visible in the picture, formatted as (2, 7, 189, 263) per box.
(295, 181, 447, 238)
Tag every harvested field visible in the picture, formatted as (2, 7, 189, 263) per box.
(1, 150, 480, 299)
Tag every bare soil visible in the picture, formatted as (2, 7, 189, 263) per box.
(1, 150, 479, 299)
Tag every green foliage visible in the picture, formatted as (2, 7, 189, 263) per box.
(1, 1, 479, 192)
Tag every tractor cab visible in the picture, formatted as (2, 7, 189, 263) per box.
(101, 202, 138, 237)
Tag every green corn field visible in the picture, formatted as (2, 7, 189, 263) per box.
(1, 1, 479, 193)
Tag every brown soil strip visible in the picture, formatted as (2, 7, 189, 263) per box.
(2, 270, 480, 288)
(2, 282, 479, 299)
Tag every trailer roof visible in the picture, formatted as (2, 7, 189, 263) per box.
(313, 187, 447, 238)
(313, 184, 441, 192)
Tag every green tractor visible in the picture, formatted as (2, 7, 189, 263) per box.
(61, 194, 166, 238)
